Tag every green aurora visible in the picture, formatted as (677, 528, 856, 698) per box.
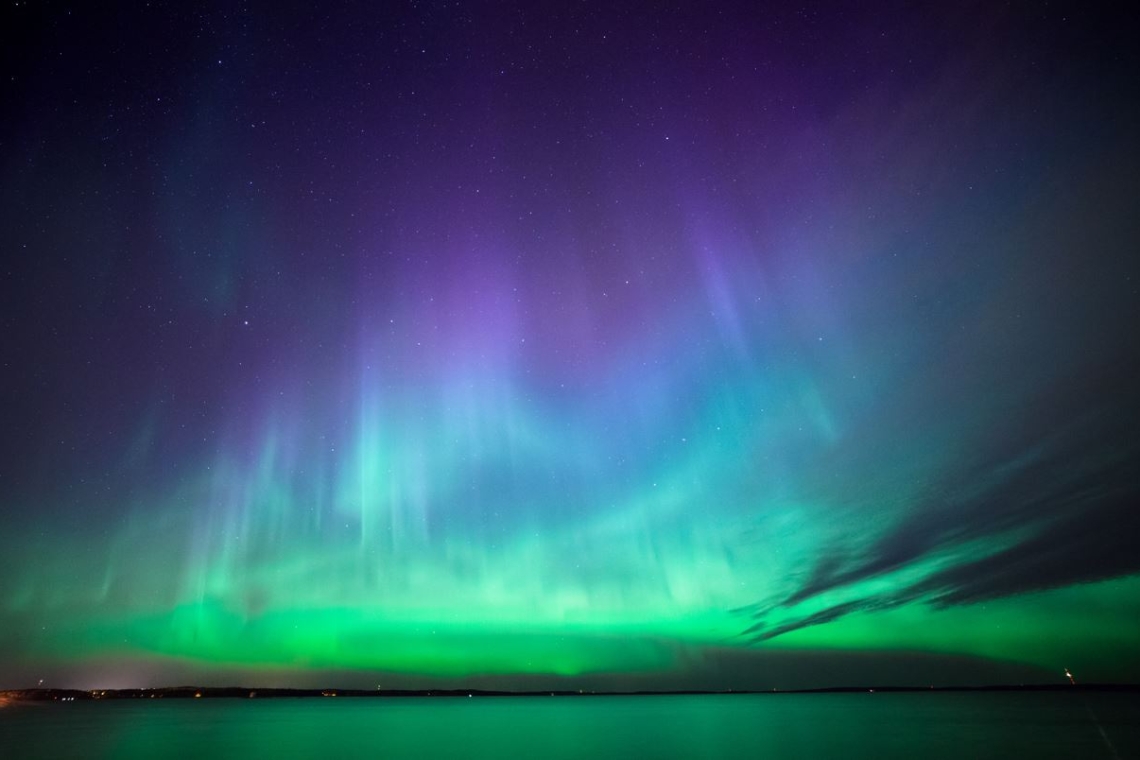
(1, 3, 1138, 690)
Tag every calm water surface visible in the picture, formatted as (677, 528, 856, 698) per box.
(2, 692, 1137, 759)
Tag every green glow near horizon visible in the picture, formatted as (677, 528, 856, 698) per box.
(5, 332, 1138, 686)
(4, 331, 1137, 686)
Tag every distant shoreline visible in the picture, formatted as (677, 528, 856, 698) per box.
(3, 684, 1138, 702)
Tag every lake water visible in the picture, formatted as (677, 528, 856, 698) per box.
(2, 692, 1137, 759)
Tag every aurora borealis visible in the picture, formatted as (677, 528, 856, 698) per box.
(2, 2, 1138, 691)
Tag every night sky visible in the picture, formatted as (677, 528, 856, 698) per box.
(2, 1, 1139, 691)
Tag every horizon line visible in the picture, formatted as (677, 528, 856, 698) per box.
(4, 683, 1136, 701)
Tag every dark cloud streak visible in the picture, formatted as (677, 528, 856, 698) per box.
(745, 356, 1140, 641)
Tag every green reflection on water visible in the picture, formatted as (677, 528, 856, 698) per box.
(2, 693, 1138, 760)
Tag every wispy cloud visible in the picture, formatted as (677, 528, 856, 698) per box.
(741, 362, 1140, 641)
